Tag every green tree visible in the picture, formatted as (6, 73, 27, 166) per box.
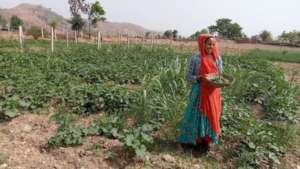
(208, 18, 243, 39)
(227, 23, 242, 38)
(279, 30, 300, 45)
(259, 30, 272, 42)
(172, 30, 178, 39)
(69, 13, 85, 32)
(88, 1, 106, 38)
(190, 29, 209, 40)
(199, 28, 208, 34)
(27, 26, 42, 40)
(163, 29, 179, 39)
(145, 32, 151, 38)
(208, 25, 218, 34)
(10, 15, 23, 30)
(68, 0, 105, 38)
(49, 20, 58, 39)
(49, 20, 58, 29)
(190, 31, 200, 40)
(163, 30, 173, 39)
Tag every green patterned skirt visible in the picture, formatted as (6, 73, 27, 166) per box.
(177, 82, 218, 144)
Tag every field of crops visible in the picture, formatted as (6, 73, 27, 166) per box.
(0, 39, 299, 168)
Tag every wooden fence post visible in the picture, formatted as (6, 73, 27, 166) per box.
(127, 32, 130, 48)
(51, 27, 54, 52)
(41, 27, 44, 39)
(66, 31, 69, 48)
(75, 31, 78, 44)
(19, 26, 23, 50)
(118, 32, 121, 45)
(151, 33, 154, 48)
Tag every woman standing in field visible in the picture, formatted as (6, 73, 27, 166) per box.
(177, 34, 223, 152)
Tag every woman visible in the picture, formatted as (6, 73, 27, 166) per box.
(177, 34, 223, 152)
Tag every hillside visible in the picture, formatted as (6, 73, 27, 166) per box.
(0, 3, 150, 35)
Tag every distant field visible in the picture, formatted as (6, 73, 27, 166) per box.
(247, 49, 300, 63)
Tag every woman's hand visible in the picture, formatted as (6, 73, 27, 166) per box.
(197, 75, 209, 81)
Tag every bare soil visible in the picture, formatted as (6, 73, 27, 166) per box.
(0, 113, 122, 169)
(273, 62, 300, 85)
(0, 113, 210, 169)
(251, 104, 266, 119)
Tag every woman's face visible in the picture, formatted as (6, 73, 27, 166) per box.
(205, 38, 215, 55)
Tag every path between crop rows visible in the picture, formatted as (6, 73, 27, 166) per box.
(273, 62, 300, 169)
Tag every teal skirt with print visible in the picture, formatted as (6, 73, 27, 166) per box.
(177, 82, 218, 144)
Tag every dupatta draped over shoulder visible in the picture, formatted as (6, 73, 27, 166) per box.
(198, 34, 222, 138)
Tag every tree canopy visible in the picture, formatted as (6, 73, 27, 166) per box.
(279, 30, 300, 44)
(259, 30, 272, 42)
(208, 18, 243, 39)
(10, 15, 23, 30)
(163, 29, 179, 39)
(190, 29, 209, 40)
(69, 13, 85, 31)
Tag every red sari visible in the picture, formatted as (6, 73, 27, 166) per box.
(198, 34, 222, 139)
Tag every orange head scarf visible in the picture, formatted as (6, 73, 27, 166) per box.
(198, 34, 222, 138)
(197, 34, 220, 62)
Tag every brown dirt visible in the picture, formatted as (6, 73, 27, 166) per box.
(0, 113, 125, 169)
(273, 62, 300, 85)
(280, 149, 300, 169)
(0, 32, 19, 39)
(74, 113, 104, 128)
(207, 137, 241, 169)
(0, 113, 206, 169)
(251, 104, 266, 119)
(0, 48, 20, 53)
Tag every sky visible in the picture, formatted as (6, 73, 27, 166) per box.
(1, 0, 300, 37)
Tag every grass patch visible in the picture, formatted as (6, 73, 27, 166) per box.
(247, 49, 300, 63)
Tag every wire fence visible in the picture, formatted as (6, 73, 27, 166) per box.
(0, 25, 199, 53)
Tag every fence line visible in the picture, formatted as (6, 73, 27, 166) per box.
(66, 31, 69, 48)
(1, 25, 197, 52)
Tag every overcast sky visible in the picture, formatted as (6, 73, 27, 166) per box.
(1, 0, 300, 37)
